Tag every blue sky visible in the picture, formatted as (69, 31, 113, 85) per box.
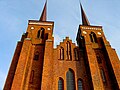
(0, 0, 120, 89)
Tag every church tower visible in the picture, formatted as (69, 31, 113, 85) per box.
(76, 4, 120, 90)
(4, 1, 54, 90)
(4, 1, 120, 90)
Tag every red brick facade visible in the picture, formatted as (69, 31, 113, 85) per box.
(4, 3, 120, 90)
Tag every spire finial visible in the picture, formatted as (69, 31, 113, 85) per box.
(39, 0, 47, 21)
(80, 3, 90, 25)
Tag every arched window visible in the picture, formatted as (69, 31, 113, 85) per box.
(66, 69, 75, 90)
(37, 30, 40, 38)
(66, 41, 72, 60)
(41, 27, 45, 39)
(78, 79, 83, 90)
(37, 27, 45, 39)
(33, 51, 39, 60)
(89, 32, 97, 43)
(59, 47, 64, 60)
(100, 68, 106, 83)
(29, 70, 34, 83)
(58, 77, 64, 90)
(74, 48, 78, 60)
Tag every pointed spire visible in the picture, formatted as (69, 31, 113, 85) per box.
(80, 3, 90, 25)
(39, 0, 47, 21)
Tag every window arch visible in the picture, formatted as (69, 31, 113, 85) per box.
(74, 48, 78, 60)
(37, 27, 45, 39)
(78, 79, 83, 90)
(66, 69, 75, 90)
(58, 77, 64, 90)
(59, 47, 64, 60)
(66, 41, 72, 60)
(89, 32, 97, 43)
(33, 51, 39, 60)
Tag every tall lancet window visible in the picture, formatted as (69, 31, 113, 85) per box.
(37, 27, 45, 39)
(74, 48, 78, 60)
(100, 68, 106, 83)
(78, 79, 83, 90)
(89, 32, 97, 43)
(66, 41, 72, 60)
(66, 69, 75, 90)
(59, 47, 64, 60)
(58, 77, 64, 90)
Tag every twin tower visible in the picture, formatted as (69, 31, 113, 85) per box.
(4, 1, 120, 90)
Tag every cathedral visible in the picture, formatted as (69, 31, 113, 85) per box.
(4, 1, 120, 90)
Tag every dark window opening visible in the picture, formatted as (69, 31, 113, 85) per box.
(41, 28, 45, 39)
(37, 30, 40, 38)
(37, 27, 45, 39)
(100, 68, 106, 83)
(78, 79, 83, 90)
(89, 32, 97, 43)
(58, 77, 64, 90)
(66, 69, 75, 90)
